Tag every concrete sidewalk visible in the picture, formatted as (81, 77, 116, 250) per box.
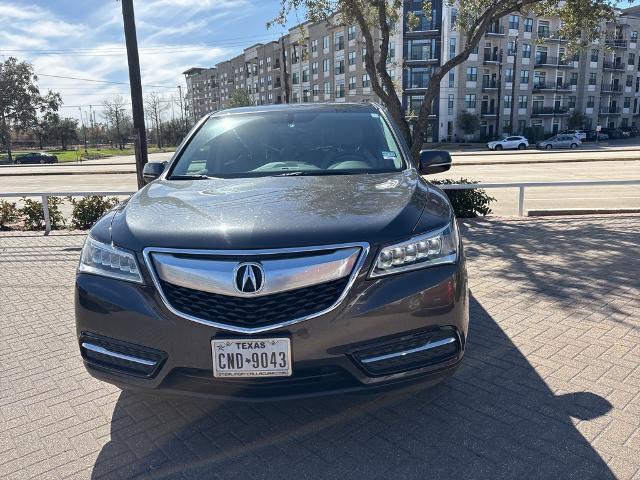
(0, 215, 639, 479)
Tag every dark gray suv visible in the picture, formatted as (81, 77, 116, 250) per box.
(75, 103, 468, 400)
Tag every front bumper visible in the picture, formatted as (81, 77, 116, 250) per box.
(75, 251, 469, 401)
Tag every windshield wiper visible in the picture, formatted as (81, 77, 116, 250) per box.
(168, 174, 211, 180)
(272, 171, 308, 176)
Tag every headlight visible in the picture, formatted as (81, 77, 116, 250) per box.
(371, 222, 459, 277)
(78, 236, 143, 283)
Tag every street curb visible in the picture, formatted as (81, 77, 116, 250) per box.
(527, 208, 640, 216)
(0, 170, 134, 177)
(455, 156, 640, 166)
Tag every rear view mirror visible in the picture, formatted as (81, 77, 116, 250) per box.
(418, 150, 452, 175)
(142, 162, 166, 183)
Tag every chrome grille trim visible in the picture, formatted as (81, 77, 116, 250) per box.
(150, 247, 360, 298)
(142, 242, 370, 334)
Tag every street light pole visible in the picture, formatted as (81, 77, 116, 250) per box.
(121, 0, 148, 189)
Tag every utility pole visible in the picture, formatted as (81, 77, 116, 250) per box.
(177, 85, 186, 128)
(509, 35, 519, 135)
(495, 48, 503, 137)
(281, 36, 290, 103)
(121, 0, 148, 189)
(78, 106, 88, 153)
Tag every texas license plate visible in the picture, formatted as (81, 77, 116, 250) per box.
(211, 338, 292, 378)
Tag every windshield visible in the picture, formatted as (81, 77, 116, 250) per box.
(168, 109, 405, 178)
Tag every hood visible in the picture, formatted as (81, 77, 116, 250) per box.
(109, 170, 445, 250)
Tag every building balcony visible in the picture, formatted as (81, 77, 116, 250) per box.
(599, 107, 621, 115)
(531, 106, 570, 116)
(532, 82, 573, 92)
(485, 26, 505, 36)
(483, 53, 501, 64)
(602, 61, 626, 70)
(605, 38, 628, 48)
(534, 56, 575, 68)
(481, 80, 499, 91)
(536, 31, 568, 42)
(480, 108, 497, 117)
(601, 84, 623, 93)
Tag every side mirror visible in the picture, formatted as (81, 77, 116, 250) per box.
(418, 150, 452, 175)
(142, 162, 166, 183)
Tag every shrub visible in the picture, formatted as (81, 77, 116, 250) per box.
(432, 179, 495, 218)
(0, 200, 19, 229)
(67, 195, 120, 230)
(20, 196, 65, 230)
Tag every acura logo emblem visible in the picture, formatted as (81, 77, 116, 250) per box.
(234, 262, 265, 294)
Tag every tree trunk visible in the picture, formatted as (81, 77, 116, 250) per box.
(1, 113, 11, 162)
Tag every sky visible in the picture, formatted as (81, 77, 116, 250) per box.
(0, 0, 296, 121)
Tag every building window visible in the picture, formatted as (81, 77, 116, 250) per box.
(349, 76, 356, 90)
(570, 72, 578, 85)
(334, 32, 344, 51)
(448, 94, 454, 114)
(518, 95, 528, 109)
(323, 58, 330, 72)
(450, 8, 457, 28)
(312, 84, 319, 96)
(627, 74, 634, 87)
(505, 68, 513, 83)
(322, 35, 329, 50)
(520, 69, 529, 84)
(409, 67, 432, 88)
(388, 43, 396, 63)
(587, 96, 595, 108)
(311, 40, 318, 53)
(348, 25, 356, 41)
(303, 89, 310, 102)
(508, 15, 519, 30)
(348, 51, 356, 65)
(466, 67, 477, 81)
(311, 61, 318, 75)
(448, 71, 455, 88)
(591, 49, 599, 62)
(266, 57, 271, 67)
(568, 96, 576, 109)
(267, 75, 272, 86)
(522, 44, 531, 59)
(624, 96, 631, 108)
(449, 38, 456, 59)
(504, 95, 512, 108)
(334, 58, 345, 75)
(589, 73, 597, 85)
(302, 68, 310, 83)
(336, 80, 345, 98)
(323, 81, 331, 94)
(407, 38, 436, 61)
(524, 18, 533, 32)
(291, 47, 299, 64)
(465, 94, 476, 109)
(632, 31, 639, 42)
(538, 20, 550, 37)
(362, 73, 370, 87)
(507, 41, 516, 56)
(292, 72, 299, 85)
(362, 46, 367, 59)
(629, 53, 636, 66)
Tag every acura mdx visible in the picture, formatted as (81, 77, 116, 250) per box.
(75, 103, 469, 400)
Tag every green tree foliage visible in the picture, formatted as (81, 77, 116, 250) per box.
(0, 57, 61, 161)
(20, 197, 64, 230)
(0, 200, 19, 230)
(567, 111, 586, 129)
(456, 111, 480, 136)
(270, 0, 618, 162)
(228, 89, 253, 108)
(67, 196, 120, 230)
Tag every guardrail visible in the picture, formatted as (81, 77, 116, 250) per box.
(2, 179, 640, 234)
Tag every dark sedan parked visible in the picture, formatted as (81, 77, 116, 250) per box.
(75, 103, 468, 400)
(14, 152, 58, 164)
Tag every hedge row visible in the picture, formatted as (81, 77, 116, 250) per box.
(0, 196, 120, 231)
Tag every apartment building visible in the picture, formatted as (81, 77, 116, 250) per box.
(183, 2, 640, 142)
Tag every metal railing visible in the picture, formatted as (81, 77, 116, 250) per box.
(2, 180, 640, 234)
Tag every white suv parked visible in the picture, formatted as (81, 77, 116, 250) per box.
(487, 136, 529, 151)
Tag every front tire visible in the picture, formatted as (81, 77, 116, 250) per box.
(570, 143, 577, 149)
(39, 159, 45, 164)
(518, 143, 526, 150)
(545, 144, 552, 150)
(494, 144, 503, 151)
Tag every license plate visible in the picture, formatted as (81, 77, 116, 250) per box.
(211, 338, 292, 378)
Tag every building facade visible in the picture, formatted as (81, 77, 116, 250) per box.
(183, 2, 640, 142)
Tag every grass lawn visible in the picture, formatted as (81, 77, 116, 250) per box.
(0, 146, 174, 164)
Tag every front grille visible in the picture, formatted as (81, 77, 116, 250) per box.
(160, 276, 350, 328)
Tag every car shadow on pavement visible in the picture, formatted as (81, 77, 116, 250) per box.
(92, 295, 613, 480)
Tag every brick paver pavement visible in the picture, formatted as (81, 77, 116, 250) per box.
(0, 215, 639, 479)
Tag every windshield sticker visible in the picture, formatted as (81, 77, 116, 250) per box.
(382, 151, 397, 158)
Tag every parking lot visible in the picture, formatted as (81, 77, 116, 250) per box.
(1, 215, 639, 479)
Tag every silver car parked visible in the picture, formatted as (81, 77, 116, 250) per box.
(536, 134, 581, 150)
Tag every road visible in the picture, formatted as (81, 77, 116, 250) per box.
(1, 150, 639, 216)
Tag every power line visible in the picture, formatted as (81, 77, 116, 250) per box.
(35, 73, 175, 89)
